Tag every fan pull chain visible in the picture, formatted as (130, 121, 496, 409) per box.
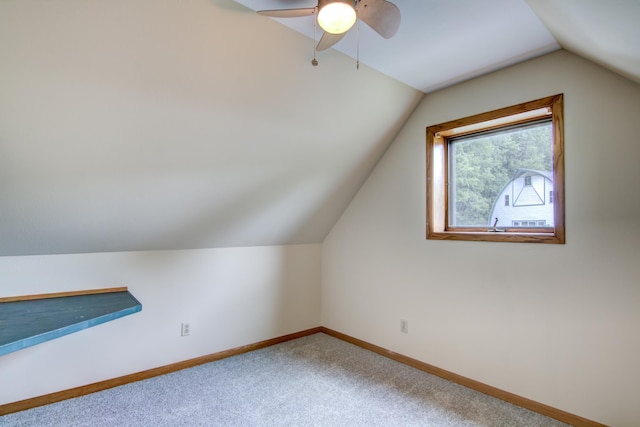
(356, 0, 360, 70)
(356, 12, 360, 70)
(312, 6, 318, 66)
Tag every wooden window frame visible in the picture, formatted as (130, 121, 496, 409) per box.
(426, 94, 565, 244)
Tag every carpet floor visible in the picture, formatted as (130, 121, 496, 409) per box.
(0, 333, 569, 426)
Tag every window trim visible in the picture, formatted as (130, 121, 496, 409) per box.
(426, 94, 565, 244)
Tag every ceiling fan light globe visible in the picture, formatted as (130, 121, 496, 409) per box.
(318, 1, 356, 35)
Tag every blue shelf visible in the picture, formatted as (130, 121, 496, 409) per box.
(0, 290, 142, 357)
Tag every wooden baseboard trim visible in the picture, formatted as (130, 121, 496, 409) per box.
(0, 327, 322, 417)
(319, 327, 607, 427)
(0, 326, 607, 426)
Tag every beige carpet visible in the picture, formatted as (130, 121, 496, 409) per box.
(0, 333, 569, 426)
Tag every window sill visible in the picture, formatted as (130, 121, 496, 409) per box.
(427, 231, 564, 244)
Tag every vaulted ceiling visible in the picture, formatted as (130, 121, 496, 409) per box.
(1, 0, 638, 256)
(235, 0, 640, 91)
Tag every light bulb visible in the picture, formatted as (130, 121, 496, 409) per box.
(317, 1, 356, 35)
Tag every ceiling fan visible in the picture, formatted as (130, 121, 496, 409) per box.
(257, 0, 401, 54)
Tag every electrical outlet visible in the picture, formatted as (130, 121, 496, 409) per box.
(400, 319, 408, 334)
(181, 322, 190, 336)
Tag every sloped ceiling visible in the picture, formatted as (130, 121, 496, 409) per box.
(237, 0, 640, 91)
(235, 0, 561, 92)
(1, 0, 638, 256)
(0, 0, 422, 256)
(526, 0, 640, 85)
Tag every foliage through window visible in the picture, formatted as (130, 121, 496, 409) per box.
(448, 120, 552, 227)
(426, 94, 565, 243)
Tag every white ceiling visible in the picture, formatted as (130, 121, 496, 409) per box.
(0, 0, 638, 256)
(526, 0, 640, 85)
(235, 0, 640, 92)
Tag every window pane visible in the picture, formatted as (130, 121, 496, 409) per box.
(448, 120, 553, 228)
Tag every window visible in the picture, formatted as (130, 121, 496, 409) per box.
(426, 94, 565, 243)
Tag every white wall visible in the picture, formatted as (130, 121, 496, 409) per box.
(322, 50, 640, 427)
(0, 244, 321, 405)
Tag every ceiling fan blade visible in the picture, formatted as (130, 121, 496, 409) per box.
(316, 31, 347, 51)
(356, 0, 401, 39)
(257, 8, 316, 18)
